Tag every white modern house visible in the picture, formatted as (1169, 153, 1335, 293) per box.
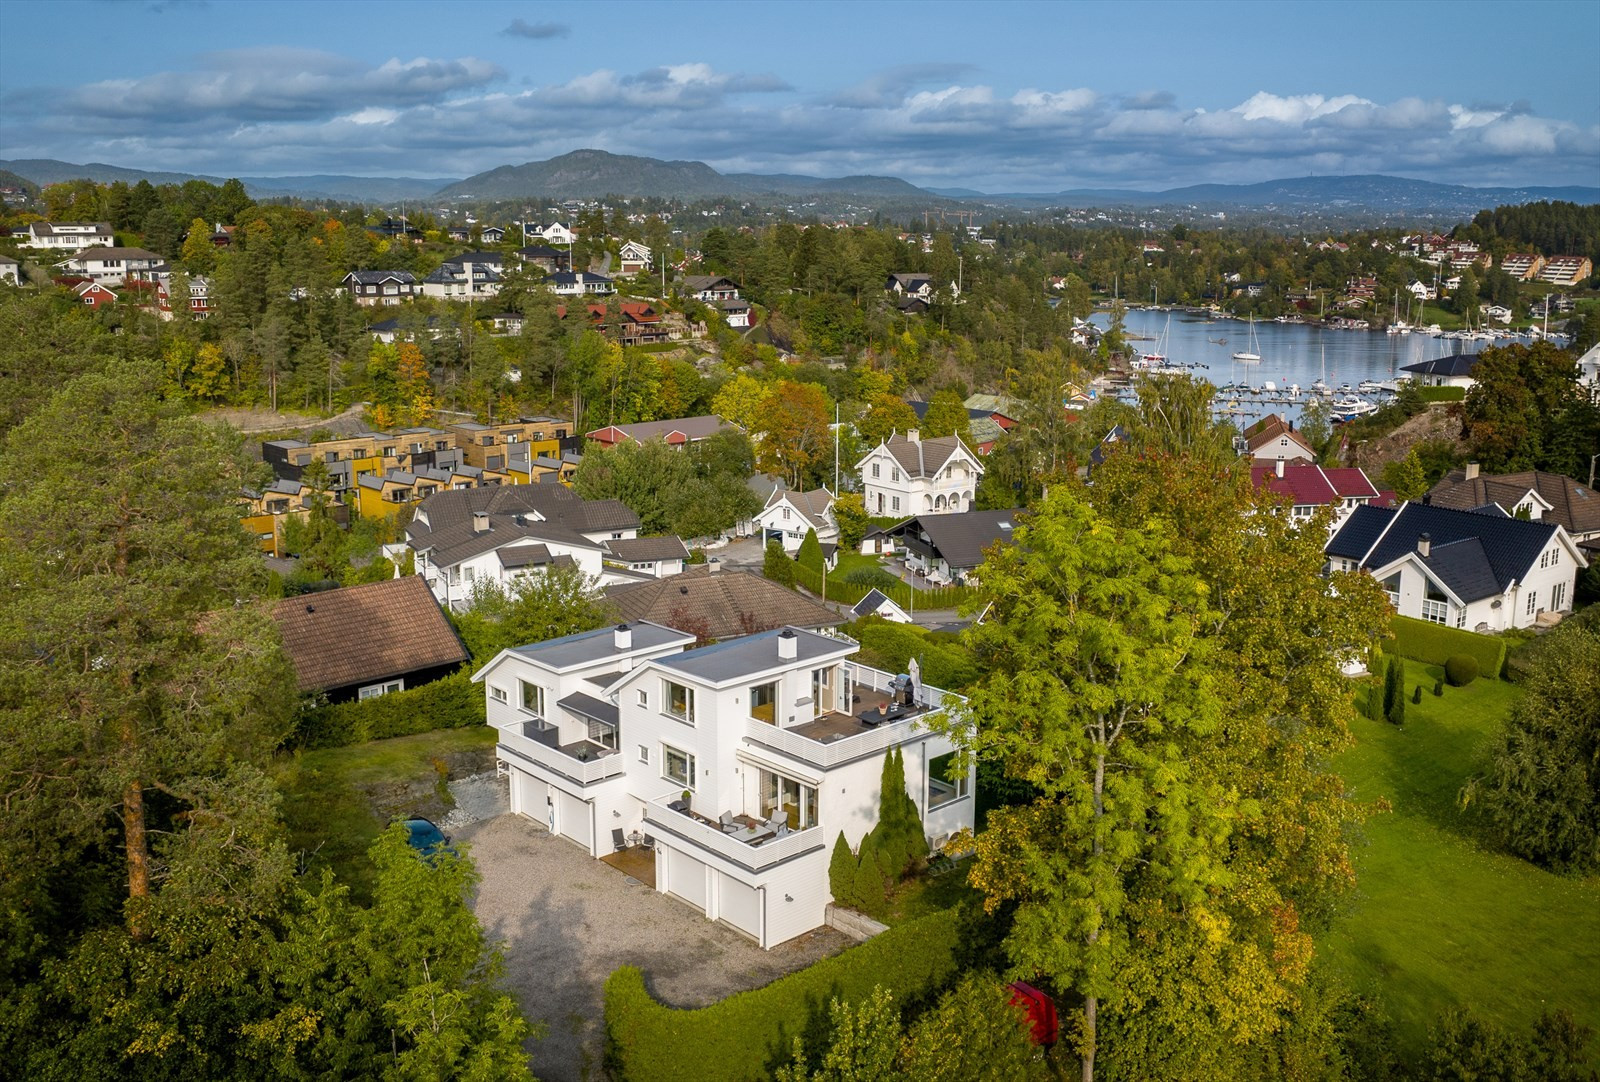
(477, 624, 975, 948)
(419, 252, 503, 301)
(405, 485, 640, 609)
(25, 221, 114, 250)
(1326, 502, 1586, 631)
(856, 431, 982, 518)
(754, 487, 837, 553)
(54, 246, 164, 285)
(618, 240, 653, 275)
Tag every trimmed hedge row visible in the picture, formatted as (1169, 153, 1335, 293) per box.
(1381, 615, 1507, 678)
(293, 669, 485, 749)
(603, 907, 961, 1081)
(791, 562, 980, 612)
(1415, 386, 1467, 403)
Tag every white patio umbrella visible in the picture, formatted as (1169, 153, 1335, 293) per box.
(907, 657, 921, 706)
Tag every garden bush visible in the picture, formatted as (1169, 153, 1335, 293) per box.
(293, 669, 483, 750)
(828, 833, 858, 909)
(1445, 654, 1480, 686)
(842, 566, 904, 591)
(1384, 616, 1506, 678)
(604, 908, 962, 1082)
(1413, 685, 1423, 704)
(1433, 679, 1444, 697)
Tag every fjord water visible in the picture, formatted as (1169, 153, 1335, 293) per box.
(1094, 308, 1497, 423)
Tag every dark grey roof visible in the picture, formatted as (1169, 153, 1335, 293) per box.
(1401, 353, 1479, 377)
(1327, 501, 1561, 601)
(1325, 505, 1393, 560)
(413, 483, 640, 536)
(443, 251, 505, 266)
(498, 543, 555, 569)
(680, 274, 737, 292)
(890, 509, 1020, 570)
(876, 434, 970, 479)
(604, 536, 690, 562)
(1427, 469, 1600, 537)
(652, 627, 850, 684)
(509, 620, 693, 671)
(558, 691, 619, 727)
(851, 588, 901, 618)
(345, 269, 416, 285)
(604, 565, 844, 639)
(906, 401, 990, 423)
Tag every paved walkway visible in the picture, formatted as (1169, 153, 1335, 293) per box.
(458, 813, 848, 1082)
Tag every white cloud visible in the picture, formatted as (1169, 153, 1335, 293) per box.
(1232, 91, 1375, 124)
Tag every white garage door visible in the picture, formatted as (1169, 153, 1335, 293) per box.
(513, 771, 549, 829)
(719, 875, 761, 941)
(666, 847, 708, 910)
(556, 790, 591, 850)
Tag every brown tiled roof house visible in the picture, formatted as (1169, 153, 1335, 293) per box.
(273, 575, 469, 702)
(605, 564, 843, 643)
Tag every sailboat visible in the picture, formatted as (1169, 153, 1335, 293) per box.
(1137, 314, 1172, 368)
(1386, 289, 1411, 335)
(1232, 315, 1262, 362)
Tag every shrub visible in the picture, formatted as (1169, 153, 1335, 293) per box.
(764, 540, 796, 586)
(1413, 684, 1423, 704)
(852, 835, 889, 918)
(796, 528, 825, 573)
(293, 669, 482, 749)
(1445, 653, 1480, 686)
(604, 909, 962, 1082)
(1386, 659, 1406, 726)
(1433, 679, 1444, 697)
(828, 833, 858, 909)
(842, 566, 903, 591)
(1383, 615, 1506, 678)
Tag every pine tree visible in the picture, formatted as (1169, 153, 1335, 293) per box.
(828, 832, 858, 908)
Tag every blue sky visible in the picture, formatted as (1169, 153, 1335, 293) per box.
(3, 0, 1597, 190)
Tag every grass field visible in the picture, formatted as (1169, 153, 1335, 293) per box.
(1322, 664, 1600, 1057)
(275, 726, 499, 899)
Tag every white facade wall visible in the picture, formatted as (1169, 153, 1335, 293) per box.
(1365, 538, 1581, 633)
(422, 539, 605, 609)
(858, 445, 980, 518)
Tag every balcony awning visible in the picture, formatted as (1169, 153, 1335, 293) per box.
(559, 691, 618, 728)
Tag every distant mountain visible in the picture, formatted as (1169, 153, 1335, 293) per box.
(0, 169, 40, 197)
(0, 159, 459, 204)
(984, 174, 1600, 214)
(437, 149, 938, 202)
(238, 175, 461, 202)
(924, 186, 987, 199)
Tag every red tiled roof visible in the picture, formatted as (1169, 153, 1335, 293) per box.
(1250, 464, 1339, 506)
(1323, 468, 1380, 500)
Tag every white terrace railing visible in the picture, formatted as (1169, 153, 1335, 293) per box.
(642, 793, 825, 871)
(495, 721, 625, 786)
(741, 663, 962, 768)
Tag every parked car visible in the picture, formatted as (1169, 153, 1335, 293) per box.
(1007, 981, 1058, 1047)
(400, 817, 454, 859)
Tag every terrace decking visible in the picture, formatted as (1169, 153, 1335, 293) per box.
(784, 686, 931, 744)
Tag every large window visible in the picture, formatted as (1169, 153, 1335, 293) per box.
(749, 680, 778, 724)
(664, 680, 695, 724)
(928, 751, 969, 808)
(520, 680, 545, 717)
(663, 744, 696, 789)
(758, 769, 817, 829)
(1380, 572, 1401, 610)
(1421, 582, 1449, 625)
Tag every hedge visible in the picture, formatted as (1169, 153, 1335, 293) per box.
(790, 562, 980, 612)
(1415, 386, 1467, 403)
(603, 907, 961, 1082)
(1381, 615, 1507, 678)
(293, 669, 485, 749)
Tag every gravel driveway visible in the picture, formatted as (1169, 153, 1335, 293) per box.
(457, 812, 848, 1082)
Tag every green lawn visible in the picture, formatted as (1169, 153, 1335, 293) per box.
(275, 726, 498, 899)
(1322, 667, 1600, 1057)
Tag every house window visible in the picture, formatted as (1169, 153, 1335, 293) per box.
(636, 689, 648, 709)
(781, 507, 791, 521)
(1455, 606, 1467, 628)
(359, 679, 404, 701)
(664, 680, 695, 724)
(871, 463, 880, 479)
(757, 768, 817, 829)
(520, 680, 545, 717)
(1552, 582, 1567, 610)
(638, 745, 649, 764)
(928, 751, 969, 807)
(1550, 548, 1559, 566)
(662, 744, 696, 789)
(749, 680, 778, 724)
(1526, 592, 1538, 616)
(891, 497, 901, 512)
(891, 468, 901, 482)
(1380, 572, 1401, 610)
(489, 685, 508, 703)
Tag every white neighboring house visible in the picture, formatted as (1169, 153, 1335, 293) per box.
(54, 246, 163, 285)
(856, 431, 983, 518)
(851, 588, 910, 623)
(534, 223, 574, 246)
(602, 536, 690, 582)
(0, 254, 19, 284)
(680, 275, 740, 302)
(547, 271, 615, 296)
(25, 221, 114, 250)
(755, 488, 837, 553)
(343, 270, 417, 307)
(1400, 353, 1480, 389)
(717, 297, 751, 328)
(405, 485, 641, 610)
(477, 624, 974, 948)
(1326, 502, 1586, 632)
(1577, 341, 1599, 390)
(618, 241, 653, 275)
(420, 252, 503, 301)
(1483, 304, 1513, 324)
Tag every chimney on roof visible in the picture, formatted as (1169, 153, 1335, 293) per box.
(614, 623, 632, 651)
(1276, 457, 1285, 478)
(777, 629, 798, 660)
(1465, 462, 1479, 480)
(1418, 533, 1431, 558)
(907, 429, 920, 443)
(472, 511, 490, 534)
(708, 557, 722, 574)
